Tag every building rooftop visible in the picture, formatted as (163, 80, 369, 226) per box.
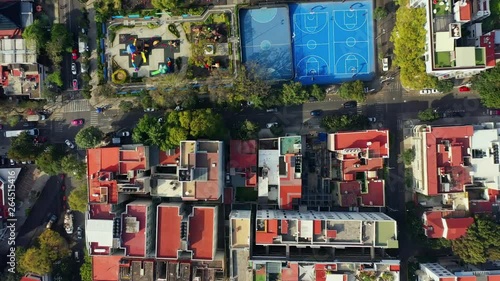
(279, 154, 302, 209)
(258, 148, 280, 198)
(229, 140, 257, 187)
(20, 274, 43, 281)
(328, 130, 389, 158)
(159, 148, 180, 165)
(86, 218, 114, 255)
(121, 202, 148, 257)
(92, 255, 122, 281)
(89, 204, 115, 220)
(421, 263, 500, 281)
(471, 128, 500, 188)
(156, 203, 217, 260)
(424, 126, 474, 195)
(423, 211, 474, 240)
(87, 145, 149, 204)
(118, 260, 154, 281)
(254, 210, 397, 248)
(230, 210, 252, 248)
(338, 180, 385, 207)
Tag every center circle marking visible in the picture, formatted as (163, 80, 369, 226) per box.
(307, 40, 317, 50)
(346, 37, 356, 47)
(260, 40, 272, 50)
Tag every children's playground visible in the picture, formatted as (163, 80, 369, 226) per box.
(110, 28, 183, 78)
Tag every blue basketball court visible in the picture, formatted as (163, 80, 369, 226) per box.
(290, 2, 375, 85)
(239, 7, 294, 80)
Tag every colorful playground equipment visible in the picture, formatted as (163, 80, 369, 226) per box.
(151, 58, 173, 76)
(127, 38, 160, 72)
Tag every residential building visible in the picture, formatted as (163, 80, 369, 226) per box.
(229, 210, 252, 281)
(409, 0, 494, 79)
(151, 140, 224, 201)
(422, 210, 474, 239)
(249, 261, 400, 281)
(418, 261, 500, 281)
(327, 130, 389, 208)
(229, 140, 257, 187)
(412, 124, 500, 214)
(258, 136, 303, 209)
(19, 274, 48, 281)
(156, 203, 218, 261)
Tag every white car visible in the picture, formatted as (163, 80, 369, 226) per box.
(419, 89, 431, 95)
(71, 63, 77, 75)
(430, 89, 441, 94)
(144, 108, 155, 112)
(266, 108, 278, 113)
(382, 57, 389, 71)
(266, 122, 278, 129)
(65, 139, 75, 149)
(368, 117, 377, 122)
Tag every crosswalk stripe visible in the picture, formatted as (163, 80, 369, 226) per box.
(90, 112, 99, 126)
(62, 100, 91, 113)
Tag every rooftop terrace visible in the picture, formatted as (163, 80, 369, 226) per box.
(121, 204, 147, 257)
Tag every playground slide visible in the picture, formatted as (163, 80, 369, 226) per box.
(151, 69, 162, 76)
(141, 52, 147, 63)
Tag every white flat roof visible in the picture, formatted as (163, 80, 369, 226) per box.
(455, 47, 477, 67)
(471, 129, 500, 185)
(435, 32, 455, 52)
(258, 149, 280, 197)
(86, 219, 114, 247)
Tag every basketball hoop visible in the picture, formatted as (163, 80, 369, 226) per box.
(310, 69, 317, 76)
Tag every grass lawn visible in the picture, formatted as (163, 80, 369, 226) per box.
(434, 52, 452, 67)
(212, 13, 227, 23)
(235, 186, 258, 202)
(255, 274, 266, 281)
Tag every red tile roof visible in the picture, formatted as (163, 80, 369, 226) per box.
(424, 126, 474, 195)
(443, 217, 474, 240)
(255, 219, 278, 244)
(487, 275, 500, 281)
(230, 140, 257, 187)
(189, 207, 215, 260)
(193, 152, 221, 200)
(470, 189, 499, 213)
(331, 130, 389, 157)
(159, 148, 180, 165)
(480, 32, 497, 67)
(121, 204, 147, 257)
(156, 205, 182, 259)
(20, 276, 42, 281)
(459, 1, 471, 21)
(440, 278, 456, 281)
(281, 263, 299, 281)
(87, 146, 148, 204)
(278, 154, 303, 209)
(423, 211, 473, 240)
(89, 204, 114, 220)
(92, 255, 122, 281)
(458, 276, 476, 281)
(338, 180, 385, 207)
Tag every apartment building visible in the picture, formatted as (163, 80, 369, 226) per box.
(418, 261, 500, 281)
(409, 0, 495, 79)
(327, 130, 389, 208)
(257, 136, 304, 209)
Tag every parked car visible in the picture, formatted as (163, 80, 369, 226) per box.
(266, 122, 278, 129)
(368, 117, 377, 122)
(46, 214, 57, 229)
(72, 49, 78, 60)
(65, 139, 75, 149)
(74, 250, 80, 263)
(9, 159, 15, 166)
(71, 119, 84, 126)
(72, 79, 78, 90)
(76, 226, 83, 240)
(119, 130, 130, 137)
(71, 63, 77, 75)
(144, 108, 155, 112)
(310, 110, 323, 117)
(488, 109, 500, 115)
(382, 57, 389, 71)
(419, 89, 431, 95)
(343, 101, 357, 108)
(266, 108, 278, 113)
(459, 86, 471, 92)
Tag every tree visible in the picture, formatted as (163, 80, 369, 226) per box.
(7, 115, 20, 127)
(152, 0, 178, 10)
(18, 229, 69, 275)
(189, 40, 214, 68)
(8, 132, 41, 161)
(61, 154, 86, 180)
(402, 148, 415, 165)
(180, 109, 225, 139)
(391, 2, 438, 89)
(310, 84, 326, 101)
(133, 115, 167, 146)
(41, 88, 58, 101)
(418, 108, 440, 122)
(141, 94, 154, 109)
(119, 100, 134, 112)
(233, 65, 271, 108)
(46, 71, 64, 87)
(94, 84, 116, 98)
(281, 82, 309, 105)
(234, 120, 259, 140)
(36, 146, 62, 175)
(338, 80, 366, 102)
(374, 7, 388, 20)
(75, 126, 104, 149)
(80, 251, 92, 281)
(53, 257, 77, 281)
(472, 64, 500, 108)
(22, 19, 49, 53)
(321, 115, 368, 132)
(451, 216, 500, 264)
(68, 185, 88, 213)
(436, 79, 454, 93)
(270, 124, 284, 136)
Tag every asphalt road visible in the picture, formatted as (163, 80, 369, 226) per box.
(60, 0, 83, 90)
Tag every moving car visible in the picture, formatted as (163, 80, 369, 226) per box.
(310, 110, 323, 117)
(71, 63, 77, 75)
(65, 139, 75, 149)
(71, 119, 84, 126)
(382, 57, 389, 71)
(266, 108, 278, 113)
(459, 86, 471, 92)
(72, 79, 78, 91)
(343, 101, 357, 108)
(266, 122, 278, 129)
(72, 49, 78, 60)
(46, 214, 57, 229)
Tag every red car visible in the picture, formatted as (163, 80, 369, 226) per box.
(459, 86, 471, 92)
(71, 119, 84, 126)
(72, 49, 78, 60)
(33, 136, 47, 144)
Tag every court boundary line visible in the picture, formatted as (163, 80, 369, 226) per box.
(293, 11, 329, 35)
(333, 9, 368, 33)
(247, 43, 293, 48)
(295, 43, 330, 47)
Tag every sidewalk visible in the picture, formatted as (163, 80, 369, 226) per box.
(15, 171, 51, 232)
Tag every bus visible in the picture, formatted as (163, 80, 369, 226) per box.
(4, 129, 39, 138)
